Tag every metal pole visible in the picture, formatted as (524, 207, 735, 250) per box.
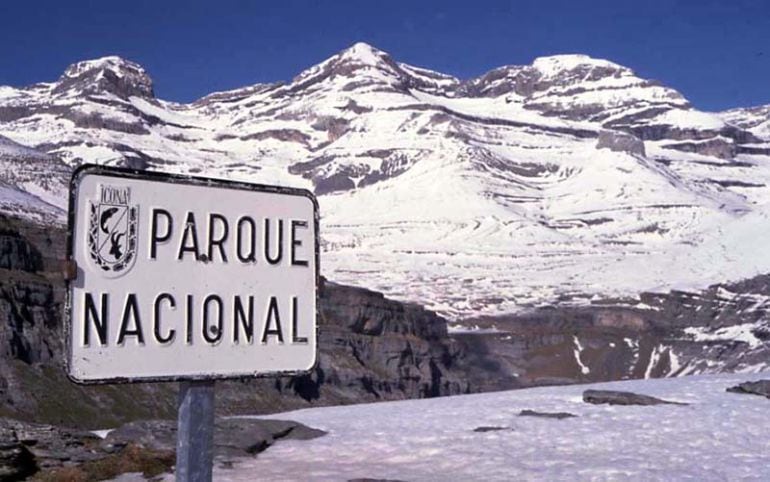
(176, 380, 216, 482)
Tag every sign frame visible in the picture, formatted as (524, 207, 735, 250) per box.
(64, 164, 320, 385)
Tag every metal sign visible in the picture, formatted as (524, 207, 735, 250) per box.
(66, 165, 319, 383)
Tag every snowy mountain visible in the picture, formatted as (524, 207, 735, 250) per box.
(2, 42, 770, 318)
(0, 135, 67, 223)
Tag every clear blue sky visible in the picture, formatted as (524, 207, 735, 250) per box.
(1, 0, 768, 111)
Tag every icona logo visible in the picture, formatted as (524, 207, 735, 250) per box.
(87, 184, 138, 275)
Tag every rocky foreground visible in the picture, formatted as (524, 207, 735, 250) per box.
(0, 416, 326, 480)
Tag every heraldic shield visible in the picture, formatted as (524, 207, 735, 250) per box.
(87, 185, 138, 274)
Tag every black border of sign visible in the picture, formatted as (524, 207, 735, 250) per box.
(65, 164, 320, 385)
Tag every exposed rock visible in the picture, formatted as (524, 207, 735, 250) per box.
(472, 426, 510, 432)
(0, 229, 44, 272)
(38, 444, 174, 481)
(348, 479, 408, 482)
(0, 417, 104, 477)
(0, 243, 60, 366)
(1, 46, 768, 430)
(458, 55, 676, 123)
(65, 110, 151, 135)
(54, 56, 155, 99)
(0, 416, 324, 480)
(582, 389, 688, 406)
(2, 43, 767, 316)
(102, 420, 175, 453)
(660, 137, 735, 159)
(518, 409, 577, 419)
(103, 418, 326, 458)
(0, 425, 37, 480)
(597, 130, 646, 156)
(726, 380, 770, 399)
(314, 171, 356, 195)
(241, 128, 311, 145)
(456, 272, 770, 389)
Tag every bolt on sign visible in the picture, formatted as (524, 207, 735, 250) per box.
(66, 165, 319, 383)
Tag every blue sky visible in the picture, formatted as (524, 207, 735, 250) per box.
(1, 0, 768, 111)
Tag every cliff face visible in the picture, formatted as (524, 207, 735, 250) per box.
(459, 284, 770, 387)
(0, 214, 512, 428)
(2, 212, 766, 429)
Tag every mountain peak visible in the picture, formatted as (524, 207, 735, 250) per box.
(56, 55, 154, 99)
(62, 56, 139, 77)
(328, 42, 400, 75)
(337, 42, 391, 66)
(291, 41, 401, 88)
(531, 54, 627, 77)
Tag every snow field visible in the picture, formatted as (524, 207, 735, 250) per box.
(221, 372, 770, 481)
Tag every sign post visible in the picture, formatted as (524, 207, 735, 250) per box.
(65, 165, 319, 481)
(176, 381, 215, 482)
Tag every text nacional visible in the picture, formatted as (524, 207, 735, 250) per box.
(79, 209, 314, 348)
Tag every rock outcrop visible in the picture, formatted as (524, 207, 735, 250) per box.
(55, 56, 155, 99)
(518, 409, 576, 419)
(0, 417, 104, 479)
(103, 418, 326, 457)
(726, 380, 770, 399)
(582, 389, 687, 406)
(455, 274, 770, 389)
(596, 130, 646, 156)
(0, 416, 325, 480)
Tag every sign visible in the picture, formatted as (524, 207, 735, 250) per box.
(66, 165, 319, 383)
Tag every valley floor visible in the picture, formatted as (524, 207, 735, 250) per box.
(216, 372, 770, 481)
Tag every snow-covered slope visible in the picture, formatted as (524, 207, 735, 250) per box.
(2, 43, 770, 318)
(0, 135, 67, 223)
(218, 372, 770, 481)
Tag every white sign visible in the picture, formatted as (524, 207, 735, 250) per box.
(66, 165, 318, 383)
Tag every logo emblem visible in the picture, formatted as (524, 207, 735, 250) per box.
(87, 185, 138, 275)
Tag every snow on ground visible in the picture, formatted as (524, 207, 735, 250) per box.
(652, 109, 726, 130)
(684, 324, 766, 349)
(219, 372, 770, 481)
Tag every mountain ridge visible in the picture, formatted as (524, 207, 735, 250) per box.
(4, 44, 770, 114)
(2, 42, 770, 319)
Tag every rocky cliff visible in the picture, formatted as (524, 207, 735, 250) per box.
(0, 213, 511, 429)
(459, 281, 770, 387)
